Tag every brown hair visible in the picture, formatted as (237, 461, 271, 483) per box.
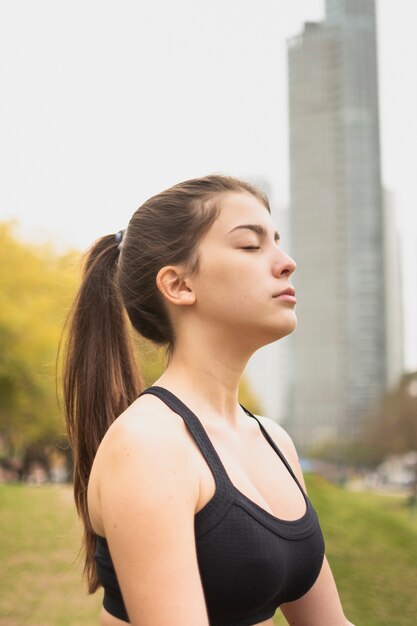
(61, 174, 270, 592)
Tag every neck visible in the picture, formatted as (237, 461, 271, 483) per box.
(154, 325, 257, 429)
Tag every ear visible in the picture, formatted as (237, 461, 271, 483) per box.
(155, 265, 196, 307)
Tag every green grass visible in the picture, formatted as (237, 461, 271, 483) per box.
(276, 474, 417, 626)
(0, 476, 416, 625)
(0, 483, 102, 626)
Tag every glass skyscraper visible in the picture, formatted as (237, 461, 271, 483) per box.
(286, 0, 388, 450)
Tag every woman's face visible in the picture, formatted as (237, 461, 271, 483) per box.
(190, 191, 297, 348)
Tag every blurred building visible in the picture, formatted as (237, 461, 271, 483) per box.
(285, 0, 395, 450)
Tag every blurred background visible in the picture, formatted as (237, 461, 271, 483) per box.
(0, 1, 416, 624)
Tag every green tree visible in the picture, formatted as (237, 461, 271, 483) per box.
(361, 372, 417, 465)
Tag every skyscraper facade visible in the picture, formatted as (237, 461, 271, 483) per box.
(286, 0, 388, 450)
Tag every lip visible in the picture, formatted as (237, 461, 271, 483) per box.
(275, 294, 297, 304)
(273, 286, 296, 297)
(273, 286, 296, 304)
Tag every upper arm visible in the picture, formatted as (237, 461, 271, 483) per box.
(97, 419, 210, 626)
(256, 416, 353, 626)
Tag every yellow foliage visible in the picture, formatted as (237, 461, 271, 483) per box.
(0, 221, 81, 452)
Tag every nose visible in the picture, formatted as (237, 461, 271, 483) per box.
(272, 249, 297, 277)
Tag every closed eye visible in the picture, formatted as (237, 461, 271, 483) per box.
(241, 246, 261, 251)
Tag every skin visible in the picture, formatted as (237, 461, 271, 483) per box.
(88, 191, 355, 626)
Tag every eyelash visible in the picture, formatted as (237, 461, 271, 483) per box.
(241, 246, 261, 251)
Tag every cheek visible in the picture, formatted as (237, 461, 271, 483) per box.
(195, 271, 262, 324)
(194, 246, 268, 317)
(199, 257, 255, 302)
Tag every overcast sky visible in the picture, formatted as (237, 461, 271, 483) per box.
(1, 0, 416, 368)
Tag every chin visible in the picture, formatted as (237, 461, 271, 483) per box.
(254, 317, 297, 349)
(271, 314, 297, 341)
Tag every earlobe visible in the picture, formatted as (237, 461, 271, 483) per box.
(156, 266, 196, 306)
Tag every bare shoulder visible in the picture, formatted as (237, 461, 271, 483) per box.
(88, 394, 200, 533)
(99, 393, 194, 460)
(96, 394, 200, 508)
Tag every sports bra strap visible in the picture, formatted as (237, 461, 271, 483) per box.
(138, 386, 234, 489)
(240, 404, 304, 491)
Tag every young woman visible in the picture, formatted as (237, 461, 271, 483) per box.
(63, 175, 355, 626)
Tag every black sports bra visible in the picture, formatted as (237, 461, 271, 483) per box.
(94, 386, 325, 625)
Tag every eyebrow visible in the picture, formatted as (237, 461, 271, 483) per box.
(227, 224, 280, 242)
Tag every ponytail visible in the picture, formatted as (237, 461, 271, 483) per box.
(61, 234, 143, 592)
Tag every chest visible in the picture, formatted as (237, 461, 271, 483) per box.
(193, 424, 307, 522)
